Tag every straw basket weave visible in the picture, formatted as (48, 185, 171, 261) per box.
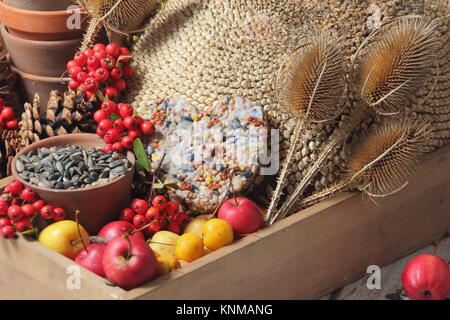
(128, 0, 450, 204)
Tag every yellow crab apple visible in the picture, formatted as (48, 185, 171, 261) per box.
(149, 231, 179, 256)
(38, 220, 90, 259)
(184, 214, 210, 238)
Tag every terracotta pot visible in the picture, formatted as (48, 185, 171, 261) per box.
(0, 1, 86, 41)
(10, 64, 69, 106)
(1, 24, 81, 77)
(3, 0, 75, 11)
(11, 134, 136, 234)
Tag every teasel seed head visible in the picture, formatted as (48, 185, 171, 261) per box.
(356, 17, 440, 115)
(348, 117, 431, 197)
(77, 0, 159, 49)
(276, 34, 347, 123)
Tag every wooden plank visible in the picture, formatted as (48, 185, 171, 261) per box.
(121, 145, 450, 300)
(0, 234, 126, 300)
(333, 237, 450, 300)
(0, 175, 13, 189)
(1, 144, 449, 300)
(0, 176, 126, 300)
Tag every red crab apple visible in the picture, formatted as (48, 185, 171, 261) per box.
(218, 197, 264, 235)
(102, 234, 158, 290)
(97, 221, 144, 242)
(75, 244, 107, 278)
(402, 254, 450, 300)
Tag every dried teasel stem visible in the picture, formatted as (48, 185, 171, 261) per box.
(298, 117, 431, 209)
(80, 15, 103, 51)
(266, 34, 346, 223)
(272, 103, 367, 224)
(273, 16, 440, 224)
(265, 122, 303, 222)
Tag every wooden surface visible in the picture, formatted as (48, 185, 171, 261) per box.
(321, 237, 450, 300)
(0, 145, 449, 300)
(0, 234, 125, 300)
(123, 145, 450, 300)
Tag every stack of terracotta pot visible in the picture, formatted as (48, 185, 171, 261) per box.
(0, 0, 85, 104)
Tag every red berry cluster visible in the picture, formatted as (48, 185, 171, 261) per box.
(120, 196, 190, 237)
(93, 102, 155, 153)
(67, 43, 135, 100)
(0, 181, 66, 239)
(0, 98, 18, 130)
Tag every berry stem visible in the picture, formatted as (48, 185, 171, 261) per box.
(210, 171, 236, 219)
(75, 210, 88, 253)
(124, 233, 132, 260)
(146, 175, 157, 204)
(147, 240, 175, 246)
(132, 220, 157, 235)
(71, 237, 90, 244)
(228, 170, 239, 206)
(146, 153, 167, 203)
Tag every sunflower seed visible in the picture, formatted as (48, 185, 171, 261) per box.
(19, 145, 131, 189)
(70, 155, 84, 162)
(109, 160, 124, 168)
(55, 182, 65, 189)
(111, 166, 127, 175)
(90, 172, 99, 180)
(55, 161, 64, 174)
(99, 171, 110, 179)
(15, 161, 24, 173)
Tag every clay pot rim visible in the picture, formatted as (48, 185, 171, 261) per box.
(3, 0, 76, 12)
(9, 63, 70, 83)
(0, 1, 85, 17)
(1, 23, 82, 47)
(11, 133, 136, 194)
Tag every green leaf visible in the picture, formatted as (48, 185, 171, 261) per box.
(89, 236, 109, 244)
(109, 113, 121, 121)
(153, 182, 165, 189)
(21, 227, 39, 239)
(30, 212, 38, 224)
(133, 138, 152, 173)
(164, 183, 180, 190)
(21, 229, 36, 236)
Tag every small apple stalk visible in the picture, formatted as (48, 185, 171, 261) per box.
(75, 220, 147, 278)
(217, 171, 264, 236)
(102, 232, 158, 290)
(38, 210, 90, 260)
(98, 221, 144, 241)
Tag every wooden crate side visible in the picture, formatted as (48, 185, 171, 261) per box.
(123, 145, 450, 300)
(0, 176, 13, 189)
(1, 145, 449, 300)
(0, 235, 126, 299)
(0, 175, 126, 300)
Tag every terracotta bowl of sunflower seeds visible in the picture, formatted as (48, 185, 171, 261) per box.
(11, 133, 135, 234)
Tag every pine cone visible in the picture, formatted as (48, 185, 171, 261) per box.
(18, 90, 97, 146)
(0, 128, 23, 178)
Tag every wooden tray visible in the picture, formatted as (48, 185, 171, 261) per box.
(1, 145, 450, 300)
